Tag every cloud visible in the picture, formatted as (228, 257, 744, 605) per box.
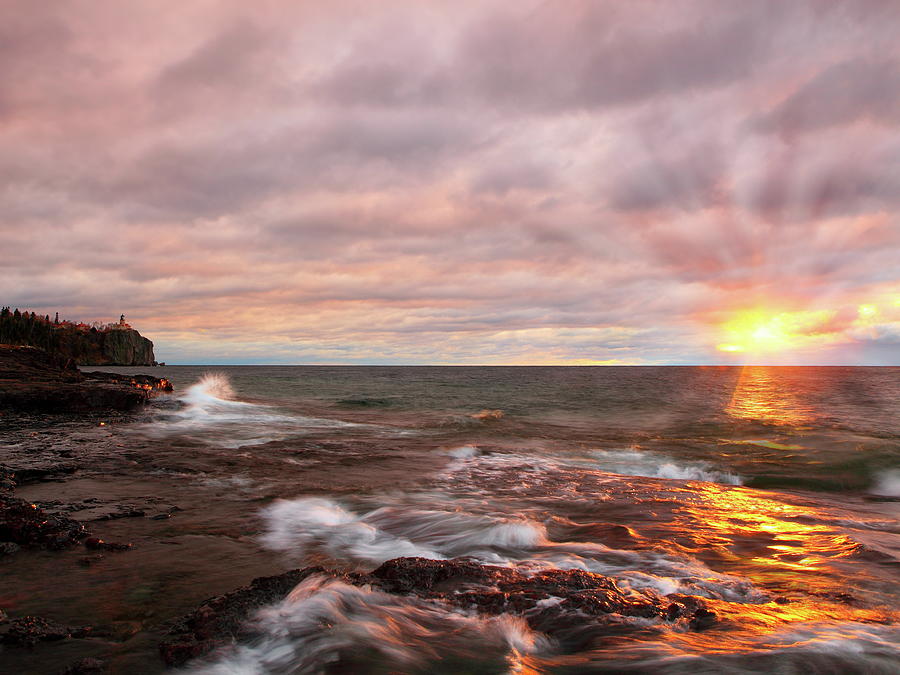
(0, 0, 898, 364)
(753, 59, 900, 135)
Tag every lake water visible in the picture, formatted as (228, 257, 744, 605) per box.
(2, 365, 898, 673)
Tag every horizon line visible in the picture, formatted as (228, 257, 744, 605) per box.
(104, 363, 900, 368)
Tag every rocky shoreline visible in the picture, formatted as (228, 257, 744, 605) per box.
(0, 455, 139, 672)
(0, 345, 174, 671)
(159, 557, 717, 668)
(0, 345, 171, 413)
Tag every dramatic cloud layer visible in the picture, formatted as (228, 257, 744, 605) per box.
(2, 0, 899, 364)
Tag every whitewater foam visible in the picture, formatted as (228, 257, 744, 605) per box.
(260, 497, 546, 565)
(136, 373, 368, 448)
(259, 495, 762, 602)
(448, 444, 480, 459)
(590, 449, 743, 485)
(184, 575, 550, 674)
(870, 469, 900, 497)
(182, 372, 239, 406)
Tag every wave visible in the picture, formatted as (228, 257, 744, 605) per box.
(589, 449, 743, 485)
(260, 497, 546, 565)
(183, 575, 549, 674)
(447, 444, 480, 459)
(182, 372, 238, 406)
(870, 469, 900, 497)
(590, 449, 743, 485)
(444, 446, 743, 488)
(259, 497, 761, 602)
(137, 373, 367, 448)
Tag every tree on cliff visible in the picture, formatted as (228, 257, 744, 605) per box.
(0, 308, 155, 366)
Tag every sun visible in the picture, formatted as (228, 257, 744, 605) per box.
(715, 309, 837, 355)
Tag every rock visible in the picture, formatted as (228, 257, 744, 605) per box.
(84, 537, 132, 552)
(0, 615, 91, 647)
(371, 558, 668, 622)
(689, 608, 718, 630)
(82, 370, 173, 393)
(0, 494, 88, 549)
(0, 345, 172, 412)
(94, 507, 145, 521)
(0, 541, 21, 555)
(150, 513, 172, 520)
(160, 557, 707, 667)
(159, 567, 328, 667)
(0, 463, 78, 486)
(60, 657, 106, 674)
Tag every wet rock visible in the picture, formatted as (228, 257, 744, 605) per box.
(6, 463, 79, 484)
(689, 608, 718, 630)
(0, 494, 88, 549)
(372, 558, 667, 622)
(0, 345, 171, 412)
(0, 467, 17, 492)
(83, 370, 173, 393)
(94, 507, 145, 521)
(159, 567, 328, 667)
(666, 601, 686, 619)
(160, 557, 690, 667)
(0, 615, 91, 647)
(0, 541, 21, 555)
(60, 657, 106, 674)
(84, 537, 132, 552)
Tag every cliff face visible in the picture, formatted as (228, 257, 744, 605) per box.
(0, 311, 157, 366)
(51, 327, 156, 366)
(87, 329, 156, 367)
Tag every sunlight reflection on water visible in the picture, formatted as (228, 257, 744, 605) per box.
(726, 366, 816, 426)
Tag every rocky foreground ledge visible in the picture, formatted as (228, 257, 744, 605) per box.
(0, 345, 172, 413)
(160, 557, 717, 667)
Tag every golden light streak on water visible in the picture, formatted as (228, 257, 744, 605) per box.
(725, 366, 814, 426)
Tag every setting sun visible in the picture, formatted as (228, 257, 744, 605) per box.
(716, 309, 839, 355)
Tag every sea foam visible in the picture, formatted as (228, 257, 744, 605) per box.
(870, 469, 900, 497)
(590, 449, 743, 485)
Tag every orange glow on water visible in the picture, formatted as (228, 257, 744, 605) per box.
(725, 366, 814, 426)
(677, 484, 860, 579)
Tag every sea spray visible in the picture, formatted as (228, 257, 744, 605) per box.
(184, 576, 550, 674)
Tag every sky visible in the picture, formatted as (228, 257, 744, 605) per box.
(2, 0, 899, 365)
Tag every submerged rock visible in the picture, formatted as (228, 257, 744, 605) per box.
(0, 494, 88, 549)
(160, 557, 711, 667)
(84, 537, 132, 552)
(60, 657, 106, 674)
(0, 615, 91, 648)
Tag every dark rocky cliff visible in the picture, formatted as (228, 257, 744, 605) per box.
(80, 329, 156, 367)
(0, 310, 157, 366)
